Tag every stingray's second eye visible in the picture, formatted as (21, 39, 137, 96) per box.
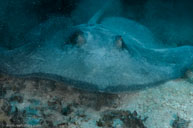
(68, 30, 86, 46)
(114, 35, 125, 49)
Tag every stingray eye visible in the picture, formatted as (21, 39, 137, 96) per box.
(114, 35, 125, 49)
(69, 30, 86, 46)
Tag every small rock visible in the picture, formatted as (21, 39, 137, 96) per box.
(24, 107, 39, 116)
(96, 119, 104, 127)
(0, 85, 6, 98)
(45, 120, 54, 128)
(61, 105, 73, 116)
(26, 117, 41, 126)
(57, 123, 68, 127)
(9, 94, 23, 103)
(97, 110, 147, 128)
(1, 100, 11, 115)
(47, 97, 62, 111)
(0, 74, 6, 81)
(10, 107, 24, 125)
(172, 115, 190, 128)
(0, 121, 7, 128)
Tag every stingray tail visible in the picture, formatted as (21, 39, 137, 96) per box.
(88, 0, 115, 25)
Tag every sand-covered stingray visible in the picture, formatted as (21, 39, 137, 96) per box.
(0, 0, 193, 92)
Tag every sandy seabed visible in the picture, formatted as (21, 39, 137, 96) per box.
(0, 71, 193, 128)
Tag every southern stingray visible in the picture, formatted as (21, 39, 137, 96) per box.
(0, 0, 193, 92)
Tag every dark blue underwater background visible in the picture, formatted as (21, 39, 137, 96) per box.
(1, 0, 193, 49)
